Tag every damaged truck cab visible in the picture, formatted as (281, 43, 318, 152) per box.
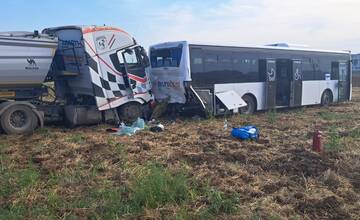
(43, 26, 153, 125)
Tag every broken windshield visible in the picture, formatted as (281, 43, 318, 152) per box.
(150, 46, 183, 68)
(115, 46, 148, 78)
(117, 46, 149, 68)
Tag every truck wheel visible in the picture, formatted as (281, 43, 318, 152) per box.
(0, 105, 37, 135)
(118, 102, 143, 123)
(240, 95, 256, 115)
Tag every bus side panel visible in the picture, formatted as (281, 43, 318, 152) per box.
(302, 80, 338, 105)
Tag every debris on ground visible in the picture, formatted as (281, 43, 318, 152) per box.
(114, 117, 145, 136)
(231, 126, 259, 141)
(150, 123, 165, 133)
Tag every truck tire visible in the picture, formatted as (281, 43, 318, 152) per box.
(240, 95, 256, 115)
(0, 105, 37, 135)
(118, 102, 143, 123)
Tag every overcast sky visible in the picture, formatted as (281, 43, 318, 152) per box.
(1, 0, 359, 53)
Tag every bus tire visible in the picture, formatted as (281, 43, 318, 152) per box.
(118, 102, 143, 123)
(240, 95, 256, 114)
(321, 90, 333, 106)
(0, 105, 37, 135)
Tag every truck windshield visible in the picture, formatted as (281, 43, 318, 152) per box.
(150, 47, 183, 68)
(123, 49, 138, 64)
(116, 46, 148, 66)
(115, 46, 149, 78)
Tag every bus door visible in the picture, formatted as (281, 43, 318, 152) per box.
(276, 59, 292, 106)
(290, 60, 303, 107)
(338, 62, 349, 101)
(260, 59, 277, 109)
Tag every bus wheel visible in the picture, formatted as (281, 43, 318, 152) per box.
(0, 105, 37, 135)
(321, 90, 333, 106)
(240, 95, 256, 115)
(118, 102, 143, 123)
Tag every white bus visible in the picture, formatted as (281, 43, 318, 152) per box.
(149, 41, 352, 115)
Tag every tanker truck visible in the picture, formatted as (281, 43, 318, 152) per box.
(0, 25, 153, 135)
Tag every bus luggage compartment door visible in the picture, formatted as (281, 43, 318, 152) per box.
(261, 59, 277, 109)
(290, 60, 303, 107)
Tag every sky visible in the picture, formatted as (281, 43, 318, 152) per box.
(1, 0, 359, 53)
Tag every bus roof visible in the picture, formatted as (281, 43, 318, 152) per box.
(150, 41, 351, 55)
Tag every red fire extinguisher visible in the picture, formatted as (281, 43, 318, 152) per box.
(313, 126, 322, 152)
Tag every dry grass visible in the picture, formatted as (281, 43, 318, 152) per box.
(1, 88, 360, 219)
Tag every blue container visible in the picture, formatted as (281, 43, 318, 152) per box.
(231, 126, 259, 141)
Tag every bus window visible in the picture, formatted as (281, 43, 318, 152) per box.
(233, 53, 259, 82)
(150, 46, 183, 68)
(319, 56, 332, 80)
(190, 48, 204, 73)
(312, 57, 323, 80)
(331, 62, 339, 80)
(204, 53, 219, 72)
(218, 53, 232, 71)
(218, 51, 232, 72)
(194, 58, 203, 65)
(302, 58, 315, 80)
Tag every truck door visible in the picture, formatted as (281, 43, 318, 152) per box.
(338, 61, 349, 101)
(290, 60, 303, 107)
(260, 59, 277, 109)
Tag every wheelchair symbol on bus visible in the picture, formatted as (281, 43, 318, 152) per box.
(294, 68, 302, 81)
(267, 68, 276, 81)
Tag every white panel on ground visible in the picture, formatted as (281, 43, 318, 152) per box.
(215, 90, 247, 110)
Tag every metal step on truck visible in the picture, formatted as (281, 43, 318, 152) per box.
(0, 25, 153, 135)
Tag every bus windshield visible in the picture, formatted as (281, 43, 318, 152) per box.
(150, 47, 183, 68)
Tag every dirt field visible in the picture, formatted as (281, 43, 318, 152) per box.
(1, 89, 360, 219)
